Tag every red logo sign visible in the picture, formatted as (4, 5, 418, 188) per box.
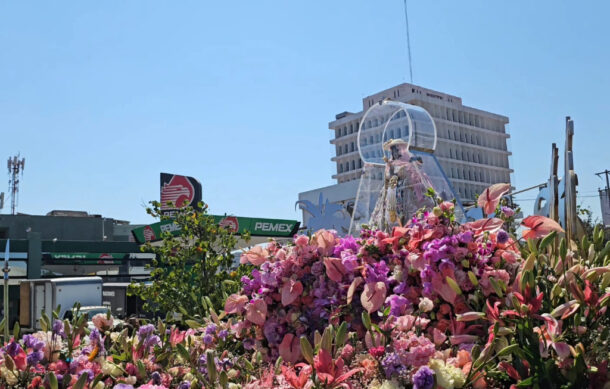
(219, 216, 239, 233)
(143, 225, 156, 242)
(161, 175, 195, 210)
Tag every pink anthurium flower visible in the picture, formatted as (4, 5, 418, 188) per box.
(245, 298, 267, 326)
(465, 218, 505, 236)
(224, 294, 249, 314)
(241, 245, 269, 266)
(279, 333, 301, 364)
(521, 215, 564, 240)
(281, 279, 303, 306)
(324, 257, 346, 282)
(360, 282, 387, 313)
(478, 183, 511, 216)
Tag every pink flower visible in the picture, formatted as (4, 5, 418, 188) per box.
(91, 313, 113, 331)
(294, 235, 309, 246)
(241, 246, 269, 266)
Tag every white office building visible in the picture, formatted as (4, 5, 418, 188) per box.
(298, 83, 512, 233)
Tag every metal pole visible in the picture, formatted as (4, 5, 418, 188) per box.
(403, 0, 413, 83)
(3, 240, 9, 342)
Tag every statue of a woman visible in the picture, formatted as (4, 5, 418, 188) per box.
(369, 139, 435, 231)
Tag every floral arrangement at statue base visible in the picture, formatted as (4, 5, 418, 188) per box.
(0, 185, 609, 388)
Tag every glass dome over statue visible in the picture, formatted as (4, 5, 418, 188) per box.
(349, 99, 465, 234)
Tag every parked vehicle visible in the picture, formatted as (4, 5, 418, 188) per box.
(102, 282, 151, 319)
(19, 277, 103, 332)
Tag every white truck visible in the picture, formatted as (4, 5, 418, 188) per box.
(19, 277, 104, 331)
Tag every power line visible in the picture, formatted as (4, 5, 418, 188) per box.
(403, 0, 413, 83)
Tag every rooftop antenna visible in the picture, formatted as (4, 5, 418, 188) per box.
(7, 154, 25, 215)
(403, 0, 414, 83)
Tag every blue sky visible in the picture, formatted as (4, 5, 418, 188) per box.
(1, 1, 609, 224)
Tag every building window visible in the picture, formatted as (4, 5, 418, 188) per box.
(450, 149, 453, 158)
(351, 160, 356, 170)
(397, 128, 401, 137)
(339, 164, 343, 173)
(358, 159, 362, 168)
(344, 144, 348, 154)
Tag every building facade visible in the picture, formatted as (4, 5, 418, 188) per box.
(298, 83, 512, 233)
(329, 83, 512, 202)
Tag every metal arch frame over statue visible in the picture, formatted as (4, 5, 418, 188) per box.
(348, 99, 465, 235)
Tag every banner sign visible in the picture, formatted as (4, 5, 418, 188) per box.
(131, 216, 300, 244)
(160, 173, 202, 217)
(42, 252, 155, 264)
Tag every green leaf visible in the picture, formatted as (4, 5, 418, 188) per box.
(12, 321, 19, 339)
(361, 311, 372, 330)
(321, 325, 333, 353)
(206, 350, 217, 383)
(184, 320, 201, 329)
(274, 356, 284, 375)
(136, 360, 147, 379)
(516, 376, 535, 387)
(559, 238, 567, 260)
(176, 343, 191, 362)
(335, 321, 348, 349)
(300, 336, 314, 365)
(219, 371, 229, 389)
(91, 374, 104, 388)
(48, 372, 59, 389)
(539, 230, 556, 252)
(496, 343, 520, 358)
(72, 372, 88, 389)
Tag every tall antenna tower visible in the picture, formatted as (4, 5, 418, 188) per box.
(7, 154, 25, 215)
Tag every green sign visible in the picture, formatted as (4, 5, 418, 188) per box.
(131, 215, 300, 244)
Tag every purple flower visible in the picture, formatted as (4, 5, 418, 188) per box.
(243, 338, 255, 350)
(151, 371, 161, 385)
(4, 340, 22, 357)
(137, 324, 155, 339)
(386, 295, 409, 316)
(178, 382, 191, 389)
(497, 230, 509, 244)
(203, 334, 214, 345)
(26, 350, 44, 365)
(113, 385, 134, 389)
(381, 352, 404, 378)
(205, 324, 217, 335)
(143, 335, 161, 349)
(79, 369, 95, 382)
(218, 330, 229, 340)
(23, 334, 44, 351)
(413, 366, 435, 389)
(501, 206, 515, 217)
(52, 319, 65, 338)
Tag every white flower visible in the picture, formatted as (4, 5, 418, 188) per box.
(419, 297, 434, 312)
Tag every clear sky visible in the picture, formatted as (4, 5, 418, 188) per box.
(1, 1, 609, 224)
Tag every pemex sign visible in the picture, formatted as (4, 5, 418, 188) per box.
(131, 216, 300, 244)
(160, 173, 202, 217)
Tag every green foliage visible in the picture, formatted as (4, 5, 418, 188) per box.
(129, 200, 239, 320)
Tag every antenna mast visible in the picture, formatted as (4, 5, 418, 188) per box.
(403, 0, 414, 83)
(7, 154, 25, 215)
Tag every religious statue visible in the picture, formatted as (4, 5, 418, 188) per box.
(369, 139, 435, 231)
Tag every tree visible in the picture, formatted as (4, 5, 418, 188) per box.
(129, 201, 241, 320)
